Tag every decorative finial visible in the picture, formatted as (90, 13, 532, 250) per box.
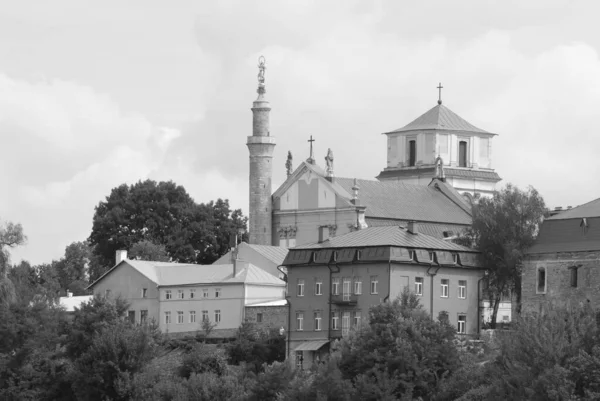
(325, 148, 334, 179)
(437, 82, 443, 105)
(307, 135, 315, 164)
(257, 56, 266, 96)
(351, 178, 360, 205)
(286, 151, 293, 177)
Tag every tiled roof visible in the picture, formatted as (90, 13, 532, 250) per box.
(376, 167, 501, 182)
(90, 260, 285, 288)
(243, 243, 289, 266)
(365, 218, 467, 239)
(527, 217, 600, 254)
(385, 104, 493, 135)
(547, 198, 600, 220)
(295, 226, 475, 252)
(335, 177, 472, 225)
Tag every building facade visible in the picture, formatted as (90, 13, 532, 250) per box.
(282, 224, 485, 368)
(522, 198, 600, 314)
(88, 253, 286, 337)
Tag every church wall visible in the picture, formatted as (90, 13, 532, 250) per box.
(280, 182, 299, 210)
(273, 209, 358, 247)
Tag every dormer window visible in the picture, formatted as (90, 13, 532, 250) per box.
(459, 141, 468, 167)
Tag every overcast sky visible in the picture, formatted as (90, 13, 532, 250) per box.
(2, 0, 599, 265)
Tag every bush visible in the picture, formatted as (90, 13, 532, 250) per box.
(178, 345, 227, 378)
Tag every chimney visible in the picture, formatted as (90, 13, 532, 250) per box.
(407, 221, 418, 235)
(318, 226, 330, 243)
(231, 246, 239, 277)
(115, 249, 128, 265)
(67, 291, 73, 298)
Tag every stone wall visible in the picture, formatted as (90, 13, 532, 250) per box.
(244, 305, 288, 332)
(522, 251, 600, 314)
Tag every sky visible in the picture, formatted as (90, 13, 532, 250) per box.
(2, 0, 599, 265)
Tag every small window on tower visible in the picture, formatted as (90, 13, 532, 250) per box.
(570, 266, 579, 288)
(408, 140, 417, 166)
(459, 141, 468, 167)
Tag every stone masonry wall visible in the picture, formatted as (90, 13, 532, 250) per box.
(245, 305, 288, 332)
(522, 251, 600, 314)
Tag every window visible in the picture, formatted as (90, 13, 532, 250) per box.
(408, 139, 417, 166)
(370, 276, 379, 294)
(105, 289, 111, 298)
(202, 310, 209, 322)
(315, 279, 322, 296)
(296, 351, 303, 369)
(458, 280, 466, 299)
(342, 312, 350, 335)
(215, 288, 221, 298)
(343, 278, 351, 299)
(457, 315, 466, 334)
(297, 279, 305, 297)
(177, 311, 184, 324)
(331, 311, 339, 330)
(332, 278, 340, 295)
(257, 313, 263, 323)
(570, 267, 578, 288)
(214, 310, 221, 324)
(537, 267, 546, 294)
(128, 310, 135, 324)
(441, 279, 449, 298)
(203, 288, 209, 298)
(314, 311, 322, 331)
(459, 141, 468, 167)
(142, 288, 147, 298)
(140, 310, 148, 324)
(353, 311, 361, 328)
(415, 277, 423, 296)
(190, 289, 196, 299)
(178, 290, 184, 299)
(296, 312, 304, 331)
(165, 290, 172, 300)
(165, 311, 171, 324)
(189, 311, 196, 323)
(502, 315, 509, 322)
(354, 277, 362, 295)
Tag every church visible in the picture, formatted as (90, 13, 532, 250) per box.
(247, 59, 501, 248)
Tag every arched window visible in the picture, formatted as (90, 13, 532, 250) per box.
(537, 267, 546, 294)
(459, 141, 468, 167)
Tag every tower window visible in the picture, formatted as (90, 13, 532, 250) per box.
(459, 141, 468, 167)
(537, 267, 546, 294)
(570, 267, 578, 288)
(408, 140, 416, 166)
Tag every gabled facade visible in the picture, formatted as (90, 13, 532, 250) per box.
(377, 103, 501, 197)
(282, 225, 485, 368)
(88, 256, 286, 337)
(522, 198, 600, 314)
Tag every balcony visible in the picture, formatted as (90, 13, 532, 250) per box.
(331, 293, 358, 306)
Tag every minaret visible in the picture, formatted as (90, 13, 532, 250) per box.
(247, 56, 275, 245)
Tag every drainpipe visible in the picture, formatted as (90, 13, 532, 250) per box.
(277, 264, 291, 361)
(384, 259, 391, 303)
(477, 273, 487, 335)
(327, 261, 340, 345)
(426, 265, 442, 319)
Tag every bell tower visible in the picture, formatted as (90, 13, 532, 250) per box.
(247, 56, 275, 245)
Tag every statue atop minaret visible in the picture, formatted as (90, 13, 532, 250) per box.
(247, 56, 276, 245)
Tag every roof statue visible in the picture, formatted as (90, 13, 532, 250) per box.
(286, 151, 293, 177)
(257, 55, 266, 96)
(435, 156, 445, 181)
(325, 148, 334, 178)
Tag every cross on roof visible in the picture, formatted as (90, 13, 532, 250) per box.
(437, 82, 443, 105)
(307, 135, 315, 163)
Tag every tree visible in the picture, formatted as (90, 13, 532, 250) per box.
(0, 219, 26, 306)
(200, 318, 218, 343)
(53, 241, 94, 295)
(457, 184, 547, 325)
(129, 240, 170, 262)
(88, 180, 247, 271)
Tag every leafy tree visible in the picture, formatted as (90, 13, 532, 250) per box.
(226, 323, 286, 373)
(200, 318, 218, 343)
(0, 220, 26, 306)
(88, 180, 247, 272)
(129, 240, 170, 262)
(53, 241, 94, 295)
(456, 184, 547, 324)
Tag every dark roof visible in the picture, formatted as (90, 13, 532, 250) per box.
(335, 177, 472, 225)
(366, 218, 466, 239)
(295, 225, 475, 252)
(385, 104, 493, 135)
(527, 217, 600, 254)
(547, 198, 600, 220)
(376, 167, 501, 182)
